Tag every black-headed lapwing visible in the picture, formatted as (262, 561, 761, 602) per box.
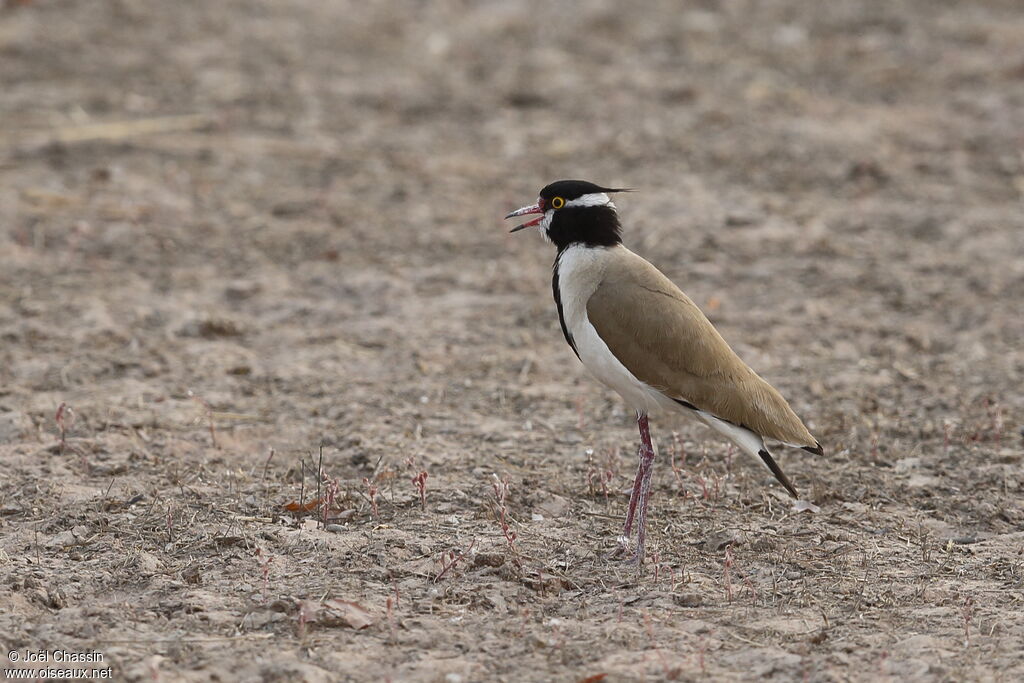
(506, 180, 823, 562)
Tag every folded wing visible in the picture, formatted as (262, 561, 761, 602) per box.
(586, 248, 819, 450)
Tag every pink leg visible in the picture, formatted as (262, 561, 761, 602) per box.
(631, 414, 656, 563)
(622, 449, 645, 536)
(615, 414, 656, 561)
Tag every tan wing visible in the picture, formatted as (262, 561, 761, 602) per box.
(586, 247, 819, 449)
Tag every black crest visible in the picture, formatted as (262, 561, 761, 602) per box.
(539, 180, 628, 202)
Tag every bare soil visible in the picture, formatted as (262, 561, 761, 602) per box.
(1, 1, 1023, 681)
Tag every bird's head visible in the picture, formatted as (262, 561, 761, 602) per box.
(505, 180, 628, 251)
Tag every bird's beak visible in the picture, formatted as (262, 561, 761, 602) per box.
(504, 202, 544, 233)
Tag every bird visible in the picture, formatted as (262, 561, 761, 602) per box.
(505, 180, 822, 563)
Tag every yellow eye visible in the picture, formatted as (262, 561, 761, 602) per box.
(551, 196, 565, 209)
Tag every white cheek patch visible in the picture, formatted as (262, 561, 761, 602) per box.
(565, 192, 613, 209)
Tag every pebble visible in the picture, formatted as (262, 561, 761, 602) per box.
(46, 530, 78, 548)
(0, 411, 32, 442)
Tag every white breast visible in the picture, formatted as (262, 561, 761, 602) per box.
(556, 245, 679, 416)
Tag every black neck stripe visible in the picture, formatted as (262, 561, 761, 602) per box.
(551, 254, 579, 360)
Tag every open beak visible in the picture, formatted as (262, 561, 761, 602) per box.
(504, 202, 544, 232)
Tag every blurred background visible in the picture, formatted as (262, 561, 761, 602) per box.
(1, 0, 1020, 453)
(2, 0, 1021, 420)
(1, 0, 1022, 679)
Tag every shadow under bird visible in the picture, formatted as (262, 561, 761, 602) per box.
(505, 180, 823, 563)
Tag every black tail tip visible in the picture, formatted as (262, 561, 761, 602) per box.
(758, 449, 800, 499)
(802, 442, 824, 456)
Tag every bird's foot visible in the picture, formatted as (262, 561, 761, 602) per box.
(606, 535, 645, 566)
(605, 535, 631, 560)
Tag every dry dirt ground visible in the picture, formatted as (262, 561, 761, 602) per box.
(1, 1, 1023, 681)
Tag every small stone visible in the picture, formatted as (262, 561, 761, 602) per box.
(241, 610, 286, 629)
(30, 587, 51, 606)
(704, 530, 744, 552)
(224, 280, 261, 301)
(792, 499, 821, 513)
(673, 593, 703, 607)
(135, 551, 164, 574)
(269, 599, 293, 613)
(536, 493, 571, 518)
(472, 552, 506, 568)
(178, 315, 244, 338)
(271, 197, 317, 218)
(0, 411, 32, 442)
(182, 565, 202, 585)
(725, 211, 761, 227)
(47, 587, 67, 609)
(46, 530, 78, 548)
